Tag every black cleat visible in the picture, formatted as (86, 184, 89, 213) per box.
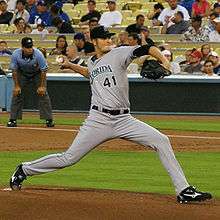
(46, 119, 55, 127)
(177, 186, 212, 203)
(10, 164, 26, 190)
(7, 119, 17, 127)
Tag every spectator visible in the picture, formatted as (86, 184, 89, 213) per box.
(161, 50, 181, 74)
(213, 3, 220, 16)
(183, 49, 203, 73)
(161, 11, 190, 34)
(37, 47, 47, 58)
(29, 0, 51, 26)
(179, 49, 194, 70)
(12, 17, 26, 34)
(88, 17, 99, 30)
(192, 0, 211, 18)
(49, 35, 68, 56)
(99, 0, 122, 27)
(202, 60, 218, 76)
(147, 3, 164, 24)
(140, 26, 155, 46)
(183, 15, 209, 42)
(155, 0, 190, 26)
(207, 51, 220, 74)
(52, 16, 75, 33)
(125, 14, 145, 34)
(128, 33, 141, 46)
(117, 31, 129, 46)
(31, 22, 49, 35)
(0, 0, 13, 25)
(66, 45, 86, 66)
(201, 43, 211, 63)
(7, 37, 54, 128)
(74, 32, 95, 55)
(80, 0, 101, 25)
(24, 24, 32, 33)
(81, 26, 92, 42)
(0, 40, 12, 56)
(11, 0, 30, 24)
(48, 1, 70, 25)
(26, 0, 37, 13)
(207, 12, 219, 33)
(209, 17, 220, 42)
(179, 0, 194, 17)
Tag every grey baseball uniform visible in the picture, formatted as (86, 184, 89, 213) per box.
(22, 46, 189, 194)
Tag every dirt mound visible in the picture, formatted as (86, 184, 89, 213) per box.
(0, 187, 219, 220)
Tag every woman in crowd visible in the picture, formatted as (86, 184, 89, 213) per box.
(200, 43, 211, 64)
(12, 17, 26, 34)
(192, 0, 211, 17)
(49, 35, 68, 56)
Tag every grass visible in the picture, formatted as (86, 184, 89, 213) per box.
(1, 151, 219, 197)
(1, 115, 220, 132)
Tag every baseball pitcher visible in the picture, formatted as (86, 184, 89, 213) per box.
(10, 26, 212, 203)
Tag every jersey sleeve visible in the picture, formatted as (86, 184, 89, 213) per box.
(36, 49, 48, 71)
(117, 45, 151, 68)
(9, 52, 19, 71)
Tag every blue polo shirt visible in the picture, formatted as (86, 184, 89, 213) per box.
(10, 48, 48, 77)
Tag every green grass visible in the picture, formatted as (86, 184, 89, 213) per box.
(1, 115, 220, 132)
(1, 151, 219, 197)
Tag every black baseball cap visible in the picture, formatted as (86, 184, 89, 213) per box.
(21, 37, 33, 48)
(90, 26, 115, 40)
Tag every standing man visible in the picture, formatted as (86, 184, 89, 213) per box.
(7, 37, 54, 128)
(10, 26, 212, 204)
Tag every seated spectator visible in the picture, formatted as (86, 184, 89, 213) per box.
(80, 0, 101, 26)
(192, 0, 211, 18)
(31, 22, 49, 35)
(140, 26, 155, 46)
(213, 3, 220, 16)
(0, 0, 13, 25)
(201, 43, 211, 64)
(155, 0, 190, 26)
(161, 50, 181, 74)
(183, 15, 209, 42)
(37, 47, 47, 58)
(201, 60, 218, 76)
(161, 11, 189, 34)
(179, 49, 193, 70)
(117, 31, 129, 46)
(81, 26, 92, 42)
(179, 0, 194, 17)
(125, 14, 145, 34)
(11, 0, 30, 24)
(52, 16, 75, 33)
(24, 24, 32, 33)
(183, 49, 203, 73)
(128, 33, 141, 46)
(99, 0, 122, 27)
(48, 1, 70, 26)
(147, 3, 164, 25)
(0, 40, 12, 56)
(26, 0, 37, 13)
(209, 17, 220, 42)
(207, 12, 219, 33)
(29, 0, 51, 26)
(12, 17, 26, 34)
(88, 17, 99, 30)
(207, 51, 220, 74)
(74, 32, 95, 55)
(66, 45, 86, 66)
(49, 35, 68, 56)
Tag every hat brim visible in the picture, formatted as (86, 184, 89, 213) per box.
(22, 44, 33, 48)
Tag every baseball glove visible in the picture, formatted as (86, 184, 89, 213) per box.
(140, 60, 171, 80)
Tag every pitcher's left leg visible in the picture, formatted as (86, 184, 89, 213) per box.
(115, 115, 189, 195)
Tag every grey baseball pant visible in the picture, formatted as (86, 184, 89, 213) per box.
(22, 109, 189, 194)
(10, 73, 53, 120)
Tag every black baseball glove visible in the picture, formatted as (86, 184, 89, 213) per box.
(140, 60, 171, 80)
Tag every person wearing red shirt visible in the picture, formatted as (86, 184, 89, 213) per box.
(192, 0, 211, 17)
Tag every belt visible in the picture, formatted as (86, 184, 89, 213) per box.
(92, 105, 129, 116)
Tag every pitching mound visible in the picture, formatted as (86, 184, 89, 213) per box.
(0, 187, 219, 220)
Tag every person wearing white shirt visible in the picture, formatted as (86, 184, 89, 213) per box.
(31, 23, 49, 36)
(99, 0, 122, 27)
(209, 17, 220, 42)
(157, 0, 190, 27)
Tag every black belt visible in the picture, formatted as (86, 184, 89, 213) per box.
(92, 105, 129, 116)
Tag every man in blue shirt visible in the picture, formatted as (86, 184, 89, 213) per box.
(7, 37, 54, 127)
